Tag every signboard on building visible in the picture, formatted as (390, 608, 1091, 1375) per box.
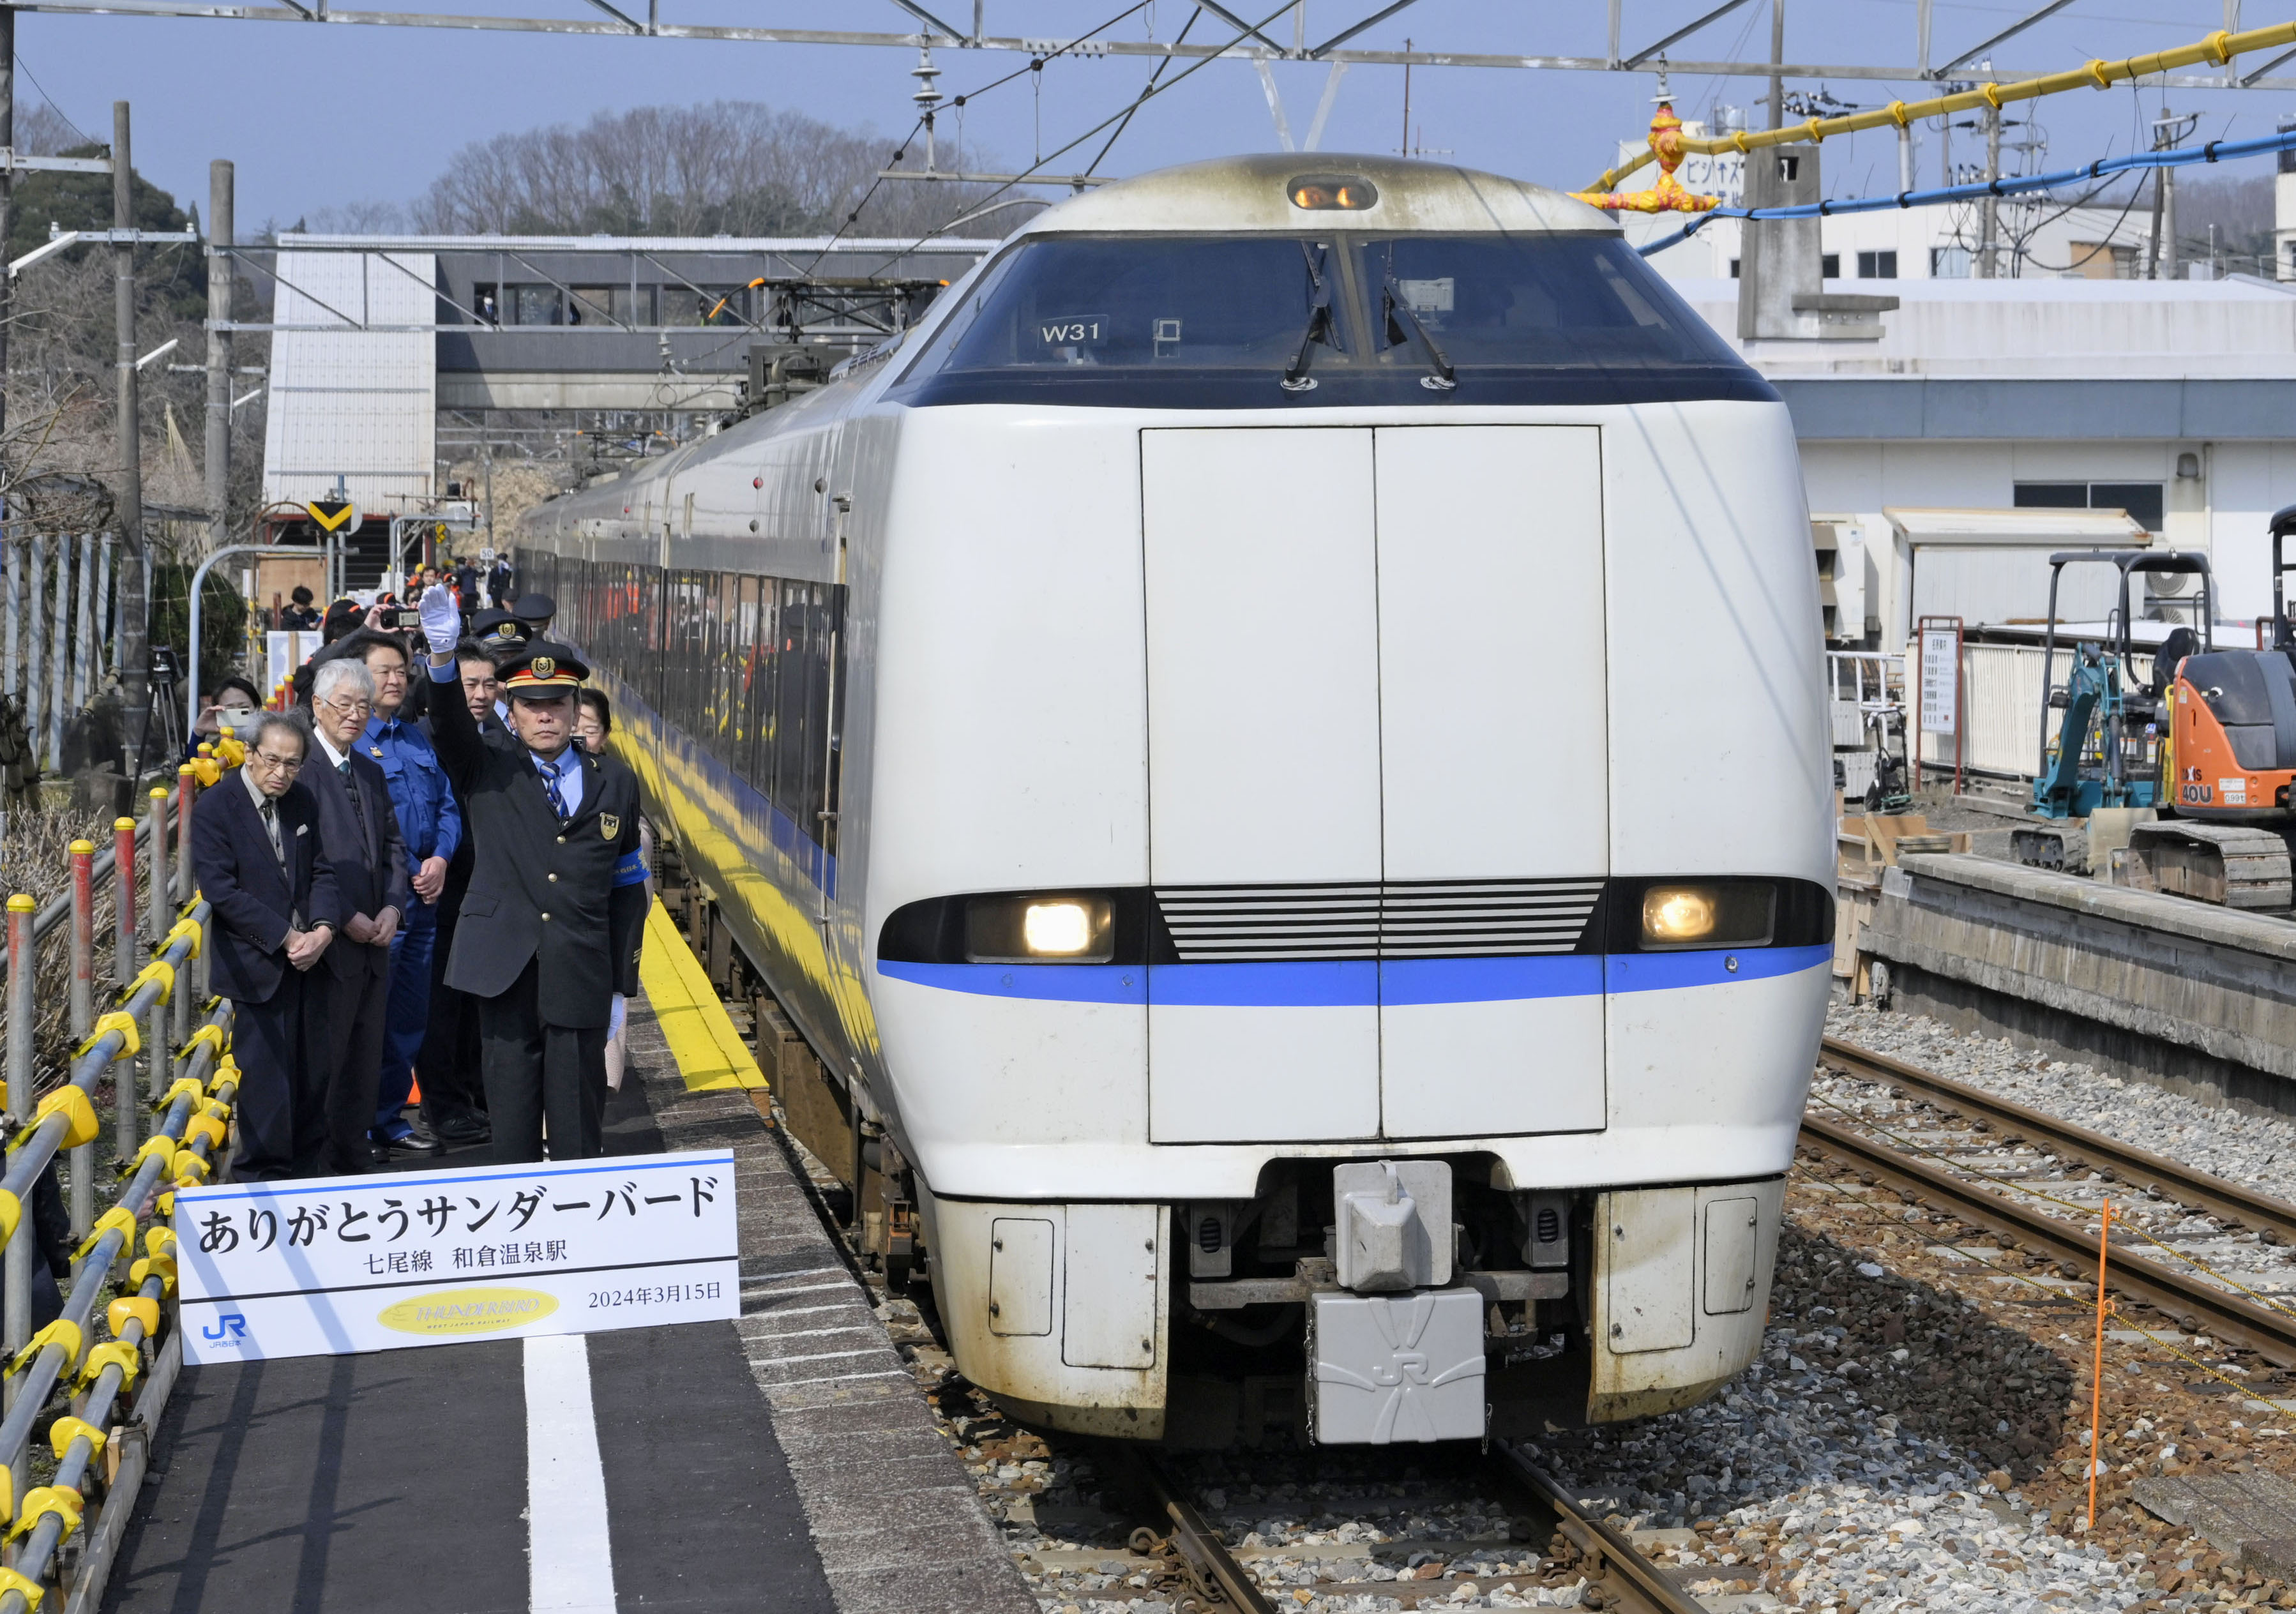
(176, 1148, 739, 1364)
(1920, 628, 1960, 733)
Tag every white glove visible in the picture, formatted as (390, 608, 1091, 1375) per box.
(417, 582, 461, 653)
(609, 992, 627, 1041)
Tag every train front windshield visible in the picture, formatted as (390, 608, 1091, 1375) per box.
(887, 232, 1771, 409)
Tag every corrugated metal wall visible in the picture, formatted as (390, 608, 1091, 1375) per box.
(259, 252, 437, 514)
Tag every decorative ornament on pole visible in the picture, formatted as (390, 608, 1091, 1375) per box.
(1571, 93, 1723, 214)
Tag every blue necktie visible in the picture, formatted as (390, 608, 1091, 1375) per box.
(541, 756, 569, 820)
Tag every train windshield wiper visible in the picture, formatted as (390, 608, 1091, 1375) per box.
(1281, 243, 1341, 393)
(1381, 273, 1458, 391)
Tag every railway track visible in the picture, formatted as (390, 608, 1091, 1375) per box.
(1806, 1034, 2296, 1369)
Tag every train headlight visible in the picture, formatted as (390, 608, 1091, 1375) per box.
(963, 894, 1115, 963)
(1637, 882, 1775, 951)
(1288, 174, 1379, 210)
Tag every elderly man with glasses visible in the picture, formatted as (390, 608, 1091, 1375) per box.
(189, 712, 341, 1179)
(307, 658, 410, 1176)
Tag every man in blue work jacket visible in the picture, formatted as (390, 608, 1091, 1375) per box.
(352, 628, 462, 1159)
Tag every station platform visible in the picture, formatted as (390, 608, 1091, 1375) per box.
(100, 917, 1032, 1614)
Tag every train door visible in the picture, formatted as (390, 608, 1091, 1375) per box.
(1373, 426, 1608, 1138)
(1142, 428, 1383, 1142)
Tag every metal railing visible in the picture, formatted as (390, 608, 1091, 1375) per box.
(0, 771, 230, 1613)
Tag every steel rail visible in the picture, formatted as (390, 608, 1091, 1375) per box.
(1799, 1110, 2296, 1369)
(1819, 1036, 2296, 1247)
(1490, 1444, 1706, 1614)
(1106, 1448, 1276, 1614)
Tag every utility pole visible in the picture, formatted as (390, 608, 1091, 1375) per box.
(113, 102, 147, 745)
(1977, 87, 2001, 278)
(0, 10, 14, 452)
(205, 161, 233, 556)
(1766, 0, 1785, 130)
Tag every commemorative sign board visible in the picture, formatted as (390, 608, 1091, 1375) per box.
(176, 1148, 738, 1364)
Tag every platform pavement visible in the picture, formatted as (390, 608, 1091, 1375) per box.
(99, 918, 1032, 1614)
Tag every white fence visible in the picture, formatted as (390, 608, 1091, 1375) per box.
(1914, 639, 2156, 781)
(2, 534, 124, 774)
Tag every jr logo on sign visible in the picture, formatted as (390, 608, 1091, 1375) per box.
(202, 1314, 250, 1344)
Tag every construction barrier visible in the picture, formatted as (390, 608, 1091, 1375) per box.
(0, 776, 232, 1613)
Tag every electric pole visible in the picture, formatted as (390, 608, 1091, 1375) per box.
(1977, 87, 2001, 278)
(114, 102, 147, 746)
(1767, 0, 1785, 130)
(206, 161, 233, 556)
(0, 10, 14, 453)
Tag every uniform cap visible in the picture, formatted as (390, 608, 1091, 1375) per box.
(471, 608, 531, 648)
(500, 640, 587, 698)
(512, 592, 557, 626)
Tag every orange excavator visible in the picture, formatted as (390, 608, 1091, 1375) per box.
(2126, 502, 2296, 908)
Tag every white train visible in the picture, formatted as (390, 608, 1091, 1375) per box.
(519, 153, 1834, 1447)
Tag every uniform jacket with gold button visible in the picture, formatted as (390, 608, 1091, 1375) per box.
(427, 668, 646, 1026)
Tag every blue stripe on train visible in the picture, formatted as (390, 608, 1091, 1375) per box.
(877, 945, 1832, 1006)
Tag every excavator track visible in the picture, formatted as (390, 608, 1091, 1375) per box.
(2125, 818, 2295, 909)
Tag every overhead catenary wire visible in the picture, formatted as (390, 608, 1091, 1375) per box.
(866, 0, 1303, 278)
(1635, 123, 2296, 256)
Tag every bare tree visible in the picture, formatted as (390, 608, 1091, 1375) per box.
(412, 100, 1029, 241)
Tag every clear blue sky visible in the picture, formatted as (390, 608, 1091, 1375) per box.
(22, 1, 2290, 231)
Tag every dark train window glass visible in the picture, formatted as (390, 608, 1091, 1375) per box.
(751, 582, 780, 804)
(1354, 235, 1748, 372)
(897, 235, 1342, 375)
(889, 232, 1769, 408)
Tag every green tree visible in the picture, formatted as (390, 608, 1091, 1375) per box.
(11, 144, 206, 322)
(148, 559, 248, 697)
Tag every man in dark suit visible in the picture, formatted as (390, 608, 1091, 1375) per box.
(188, 713, 340, 1179)
(418, 585, 646, 1163)
(414, 639, 505, 1146)
(306, 657, 410, 1173)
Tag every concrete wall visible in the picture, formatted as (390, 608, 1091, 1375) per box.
(1863, 852, 2296, 1119)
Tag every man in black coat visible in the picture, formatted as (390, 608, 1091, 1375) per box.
(305, 657, 410, 1173)
(414, 639, 506, 1146)
(188, 713, 341, 1179)
(418, 585, 646, 1163)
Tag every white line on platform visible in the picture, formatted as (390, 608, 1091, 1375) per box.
(526, 1333, 617, 1614)
(770, 1369, 913, 1392)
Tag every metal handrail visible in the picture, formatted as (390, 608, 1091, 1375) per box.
(0, 1007, 233, 1614)
(0, 818, 152, 979)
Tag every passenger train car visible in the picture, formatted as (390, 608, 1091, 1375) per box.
(518, 154, 1834, 1446)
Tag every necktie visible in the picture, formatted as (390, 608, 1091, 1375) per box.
(541, 756, 570, 820)
(261, 802, 301, 928)
(338, 755, 368, 845)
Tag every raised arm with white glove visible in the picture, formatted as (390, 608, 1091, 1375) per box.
(418, 582, 462, 666)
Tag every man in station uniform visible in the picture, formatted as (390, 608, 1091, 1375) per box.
(189, 712, 340, 1178)
(306, 658, 410, 1175)
(413, 638, 506, 1147)
(511, 592, 556, 638)
(418, 585, 646, 1163)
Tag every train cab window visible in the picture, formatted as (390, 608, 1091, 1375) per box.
(1353, 235, 1748, 375)
(889, 232, 1769, 409)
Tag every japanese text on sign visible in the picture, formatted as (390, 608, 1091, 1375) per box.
(1920, 628, 1959, 734)
(176, 1148, 739, 1364)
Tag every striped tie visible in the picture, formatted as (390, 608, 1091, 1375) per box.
(541, 756, 569, 820)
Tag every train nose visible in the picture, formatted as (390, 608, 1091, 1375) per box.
(1140, 425, 1610, 1145)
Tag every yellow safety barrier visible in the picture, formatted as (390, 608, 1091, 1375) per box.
(72, 1207, 135, 1264)
(72, 1011, 139, 1064)
(121, 1137, 175, 1180)
(122, 959, 175, 1008)
(7, 1321, 82, 1382)
(0, 1191, 24, 1251)
(183, 1113, 228, 1153)
(144, 1227, 176, 1260)
(1582, 19, 2296, 193)
(0, 1568, 34, 1610)
(17, 1090, 96, 1154)
(128, 1255, 176, 1295)
(162, 915, 203, 962)
(105, 1298, 157, 1339)
(156, 1076, 205, 1113)
(76, 1341, 140, 1394)
(6, 1488, 81, 1547)
(177, 1023, 226, 1066)
(46, 1419, 103, 1465)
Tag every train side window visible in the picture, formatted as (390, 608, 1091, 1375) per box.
(750, 580, 781, 807)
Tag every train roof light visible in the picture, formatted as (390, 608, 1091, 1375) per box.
(1288, 175, 1378, 211)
